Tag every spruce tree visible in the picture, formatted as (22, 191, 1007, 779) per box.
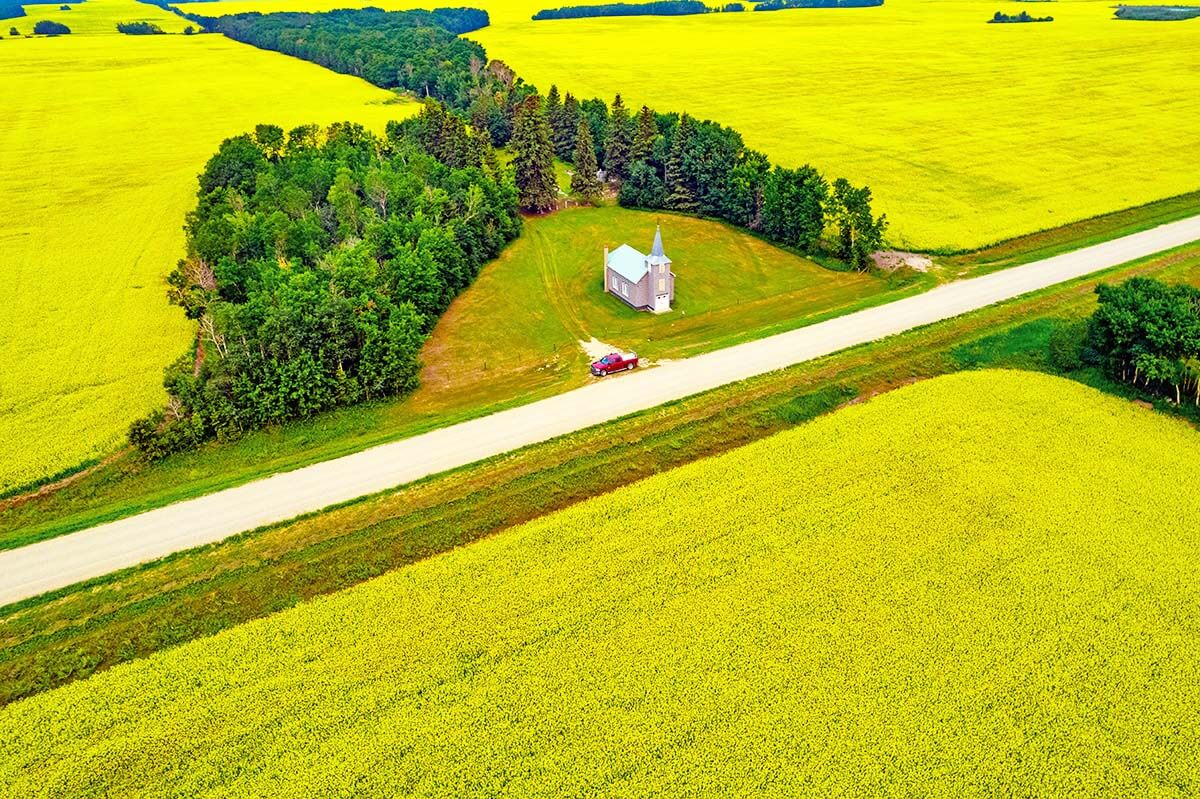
(665, 113, 698, 212)
(511, 98, 558, 213)
(557, 93, 581, 161)
(544, 84, 564, 152)
(632, 104, 659, 165)
(604, 93, 633, 182)
(571, 121, 602, 204)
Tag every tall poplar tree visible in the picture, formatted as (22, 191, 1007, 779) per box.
(511, 97, 558, 213)
(604, 93, 634, 182)
(570, 121, 602, 203)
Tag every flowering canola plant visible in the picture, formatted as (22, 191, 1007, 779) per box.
(2, 371, 1199, 796)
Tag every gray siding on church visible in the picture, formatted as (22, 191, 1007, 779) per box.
(605, 266, 652, 309)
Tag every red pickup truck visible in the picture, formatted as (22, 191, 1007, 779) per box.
(590, 351, 638, 377)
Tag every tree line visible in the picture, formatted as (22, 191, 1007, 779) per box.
(533, 2, 711, 20)
(0, 2, 24, 20)
(199, 9, 496, 113)
(988, 10, 1053, 22)
(508, 88, 886, 268)
(1084, 277, 1200, 406)
(130, 110, 520, 457)
(192, 7, 886, 269)
(116, 20, 164, 34)
(756, 0, 882, 9)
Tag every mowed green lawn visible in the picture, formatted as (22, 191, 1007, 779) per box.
(0, 18, 417, 493)
(4, 371, 1199, 796)
(413, 205, 914, 412)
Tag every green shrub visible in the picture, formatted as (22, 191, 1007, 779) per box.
(32, 20, 70, 34)
(1047, 317, 1089, 372)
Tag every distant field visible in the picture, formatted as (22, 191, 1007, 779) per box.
(178, 0, 1200, 250)
(4, 370, 1199, 795)
(473, 0, 1200, 249)
(0, 19, 417, 493)
(415, 205, 918, 412)
(1, 0, 190, 34)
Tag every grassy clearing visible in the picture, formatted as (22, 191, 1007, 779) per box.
(416, 205, 921, 411)
(4, 370, 1199, 796)
(0, 23, 417, 494)
(2, 243, 1197, 706)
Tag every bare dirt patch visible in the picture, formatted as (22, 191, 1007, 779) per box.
(579, 337, 621, 360)
(872, 250, 934, 272)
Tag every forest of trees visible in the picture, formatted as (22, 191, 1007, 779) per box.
(525, 88, 886, 266)
(202, 9, 498, 113)
(0, 2, 25, 21)
(1114, 5, 1200, 20)
(130, 111, 520, 457)
(128, 8, 891, 455)
(1085, 277, 1200, 406)
(196, 8, 883, 268)
(533, 2, 709, 20)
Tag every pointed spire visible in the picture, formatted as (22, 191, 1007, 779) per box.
(651, 225, 665, 259)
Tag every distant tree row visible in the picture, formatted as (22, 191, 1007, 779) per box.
(533, 1, 709, 20)
(0, 2, 24, 19)
(1114, 4, 1200, 19)
(116, 20, 164, 34)
(200, 9, 498, 113)
(988, 10, 1053, 22)
(518, 88, 886, 267)
(755, 0, 882, 10)
(130, 112, 520, 457)
(1085, 277, 1200, 405)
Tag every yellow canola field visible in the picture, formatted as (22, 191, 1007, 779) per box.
(471, 0, 1200, 249)
(179, 0, 1200, 249)
(3, 371, 1199, 796)
(0, 26, 417, 492)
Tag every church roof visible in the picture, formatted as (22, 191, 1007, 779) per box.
(607, 227, 670, 284)
(607, 244, 649, 283)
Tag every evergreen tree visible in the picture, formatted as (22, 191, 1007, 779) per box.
(511, 97, 559, 213)
(665, 114, 698, 212)
(544, 84, 565, 152)
(557, 93, 581, 161)
(618, 161, 666, 209)
(632, 104, 659, 165)
(571, 121, 602, 204)
(604, 93, 634, 182)
(580, 97, 609, 166)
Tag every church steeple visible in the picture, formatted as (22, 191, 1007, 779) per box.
(650, 225, 665, 259)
